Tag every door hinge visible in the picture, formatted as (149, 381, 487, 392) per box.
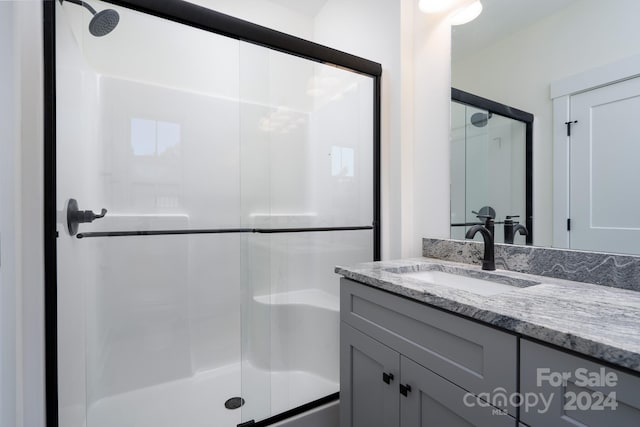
(567, 218, 571, 231)
(565, 120, 578, 137)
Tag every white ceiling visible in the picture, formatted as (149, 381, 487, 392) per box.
(452, 0, 579, 61)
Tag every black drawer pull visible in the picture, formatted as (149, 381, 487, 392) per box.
(382, 372, 394, 384)
(399, 383, 412, 396)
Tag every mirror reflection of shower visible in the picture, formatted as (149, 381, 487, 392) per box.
(59, 0, 120, 37)
(450, 92, 532, 245)
(470, 111, 492, 127)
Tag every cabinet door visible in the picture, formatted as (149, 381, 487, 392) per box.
(521, 339, 640, 427)
(400, 357, 516, 427)
(340, 323, 400, 427)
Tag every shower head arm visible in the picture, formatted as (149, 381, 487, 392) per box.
(59, 0, 120, 37)
(59, 0, 98, 16)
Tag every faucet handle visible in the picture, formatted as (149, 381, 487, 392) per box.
(476, 214, 494, 229)
(476, 214, 494, 221)
(504, 215, 519, 226)
(472, 206, 496, 219)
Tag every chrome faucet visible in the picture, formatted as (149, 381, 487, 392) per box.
(465, 216, 495, 271)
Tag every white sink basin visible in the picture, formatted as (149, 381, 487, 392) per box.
(401, 270, 531, 296)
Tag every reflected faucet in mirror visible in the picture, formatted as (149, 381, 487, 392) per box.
(504, 215, 528, 244)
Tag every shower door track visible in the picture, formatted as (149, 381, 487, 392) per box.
(76, 226, 374, 239)
(43, 1, 382, 426)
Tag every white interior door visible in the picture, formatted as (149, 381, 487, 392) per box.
(570, 76, 640, 254)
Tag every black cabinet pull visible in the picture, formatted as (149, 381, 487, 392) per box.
(382, 372, 394, 384)
(399, 383, 412, 396)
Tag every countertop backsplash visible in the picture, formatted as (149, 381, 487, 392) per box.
(423, 238, 640, 292)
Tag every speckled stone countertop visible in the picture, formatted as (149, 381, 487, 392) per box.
(336, 258, 640, 374)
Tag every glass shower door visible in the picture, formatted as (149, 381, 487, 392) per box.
(55, 2, 376, 427)
(55, 2, 244, 426)
(238, 42, 375, 424)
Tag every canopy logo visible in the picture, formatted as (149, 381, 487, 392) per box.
(463, 367, 619, 415)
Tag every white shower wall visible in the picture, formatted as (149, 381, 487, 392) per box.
(57, 2, 373, 426)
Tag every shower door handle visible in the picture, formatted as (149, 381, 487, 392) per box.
(66, 198, 108, 236)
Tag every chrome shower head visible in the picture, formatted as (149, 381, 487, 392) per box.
(60, 0, 120, 37)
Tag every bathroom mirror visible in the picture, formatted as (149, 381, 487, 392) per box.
(451, 0, 640, 255)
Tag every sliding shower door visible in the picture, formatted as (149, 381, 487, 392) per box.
(52, 1, 377, 426)
(55, 2, 246, 426)
(238, 42, 375, 424)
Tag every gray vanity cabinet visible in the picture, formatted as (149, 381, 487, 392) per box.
(340, 278, 518, 426)
(340, 323, 400, 427)
(520, 340, 640, 427)
(341, 323, 516, 427)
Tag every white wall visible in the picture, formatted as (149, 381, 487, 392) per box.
(18, 1, 46, 421)
(411, 5, 453, 254)
(453, 0, 640, 246)
(1, 1, 46, 427)
(0, 3, 18, 427)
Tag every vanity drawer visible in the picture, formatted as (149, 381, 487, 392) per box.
(520, 339, 640, 426)
(340, 278, 518, 415)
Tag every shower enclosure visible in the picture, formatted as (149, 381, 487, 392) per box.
(44, 1, 380, 426)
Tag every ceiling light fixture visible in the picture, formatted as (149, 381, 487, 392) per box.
(418, 0, 458, 13)
(418, 0, 483, 25)
(449, 0, 483, 25)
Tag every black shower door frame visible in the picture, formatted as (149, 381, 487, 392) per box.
(42, 1, 382, 426)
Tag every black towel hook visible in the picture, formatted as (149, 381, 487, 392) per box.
(66, 198, 107, 236)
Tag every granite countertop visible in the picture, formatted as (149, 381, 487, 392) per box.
(336, 257, 640, 373)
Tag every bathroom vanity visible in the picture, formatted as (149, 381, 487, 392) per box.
(337, 241, 640, 427)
